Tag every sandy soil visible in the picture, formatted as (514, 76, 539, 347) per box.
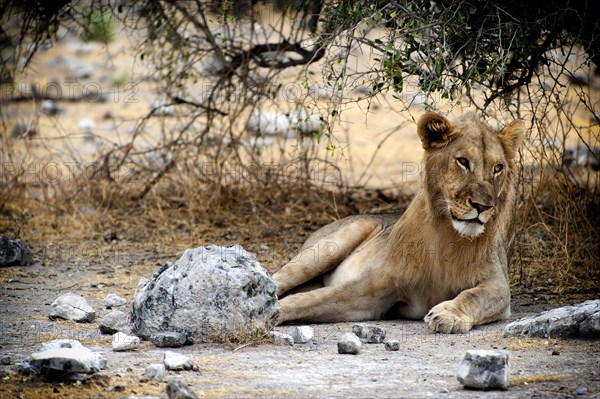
(0, 246, 599, 399)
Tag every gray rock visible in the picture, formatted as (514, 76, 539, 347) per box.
(49, 293, 95, 323)
(166, 380, 199, 399)
(290, 326, 314, 344)
(90, 281, 99, 288)
(99, 309, 129, 334)
(111, 332, 140, 352)
(385, 340, 400, 351)
(130, 245, 279, 343)
(27, 339, 105, 380)
(576, 386, 588, 395)
(10, 122, 37, 139)
(246, 109, 324, 137)
(151, 332, 188, 348)
(503, 300, 600, 339)
(1, 355, 11, 365)
(144, 363, 165, 381)
(104, 293, 127, 308)
(163, 351, 194, 371)
(579, 311, 600, 338)
(0, 235, 33, 266)
(456, 350, 509, 390)
(269, 331, 294, 346)
(352, 324, 386, 343)
(337, 332, 362, 355)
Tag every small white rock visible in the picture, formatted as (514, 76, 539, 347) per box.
(352, 324, 386, 343)
(456, 349, 510, 390)
(163, 351, 194, 371)
(49, 293, 95, 323)
(78, 118, 96, 134)
(112, 332, 141, 352)
(291, 326, 314, 344)
(269, 331, 294, 346)
(337, 332, 362, 355)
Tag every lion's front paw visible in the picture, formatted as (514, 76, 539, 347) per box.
(424, 301, 473, 334)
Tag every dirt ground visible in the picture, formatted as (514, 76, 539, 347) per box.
(0, 237, 599, 399)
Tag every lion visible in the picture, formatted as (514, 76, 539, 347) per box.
(273, 112, 525, 333)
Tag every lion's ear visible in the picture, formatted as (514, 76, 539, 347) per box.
(417, 113, 454, 150)
(498, 120, 525, 160)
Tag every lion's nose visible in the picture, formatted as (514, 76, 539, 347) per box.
(469, 199, 493, 213)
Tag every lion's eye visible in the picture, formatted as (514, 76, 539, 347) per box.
(494, 164, 504, 174)
(456, 157, 470, 169)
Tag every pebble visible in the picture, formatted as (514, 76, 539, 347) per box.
(166, 380, 199, 399)
(0, 355, 11, 365)
(144, 363, 165, 381)
(456, 350, 510, 390)
(385, 340, 400, 351)
(352, 324, 386, 343)
(112, 332, 141, 352)
(337, 332, 362, 355)
(576, 386, 588, 395)
(151, 332, 188, 348)
(90, 281, 99, 288)
(290, 326, 314, 344)
(269, 331, 294, 346)
(104, 293, 127, 308)
(163, 351, 194, 371)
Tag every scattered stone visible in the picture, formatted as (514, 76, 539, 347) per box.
(41, 100, 64, 116)
(151, 332, 188, 348)
(337, 332, 362, 355)
(290, 326, 314, 344)
(576, 386, 588, 395)
(503, 300, 600, 339)
(26, 339, 105, 380)
(163, 351, 194, 371)
(269, 331, 294, 346)
(385, 340, 400, 351)
(104, 293, 127, 308)
(144, 363, 166, 381)
(49, 292, 95, 322)
(0, 235, 33, 266)
(166, 380, 199, 399)
(130, 245, 279, 343)
(456, 350, 510, 390)
(10, 122, 37, 138)
(352, 324, 386, 343)
(90, 281, 99, 288)
(99, 309, 129, 334)
(112, 332, 141, 352)
(246, 109, 323, 137)
(1, 355, 11, 365)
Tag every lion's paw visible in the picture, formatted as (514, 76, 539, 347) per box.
(424, 301, 473, 334)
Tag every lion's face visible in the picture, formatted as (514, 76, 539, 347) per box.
(417, 113, 525, 238)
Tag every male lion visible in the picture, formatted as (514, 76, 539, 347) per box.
(273, 112, 525, 333)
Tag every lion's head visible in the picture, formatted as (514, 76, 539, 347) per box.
(417, 112, 525, 238)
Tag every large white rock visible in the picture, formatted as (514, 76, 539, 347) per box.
(130, 245, 279, 343)
(27, 339, 105, 380)
(503, 300, 600, 339)
(456, 350, 509, 390)
(49, 293, 95, 322)
(246, 109, 323, 137)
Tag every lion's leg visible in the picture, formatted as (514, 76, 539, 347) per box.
(273, 218, 379, 296)
(278, 283, 380, 323)
(424, 278, 510, 333)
